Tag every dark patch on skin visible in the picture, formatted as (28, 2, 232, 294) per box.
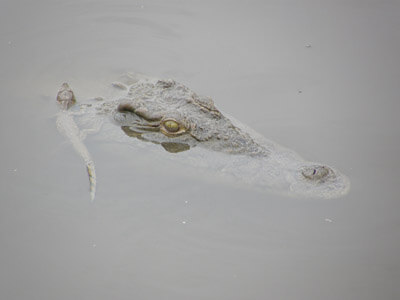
(156, 79, 175, 89)
(117, 103, 162, 122)
(117, 103, 136, 114)
(121, 126, 190, 153)
(161, 142, 190, 153)
(121, 126, 145, 140)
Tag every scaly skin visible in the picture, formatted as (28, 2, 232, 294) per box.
(113, 79, 267, 156)
(111, 76, 349, 198)
(55, 75, 350, 199)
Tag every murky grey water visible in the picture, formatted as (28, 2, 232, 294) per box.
(1, 0, 400, 299)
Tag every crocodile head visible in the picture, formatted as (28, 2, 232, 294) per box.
(110, 77, 349, 196)
(112, 79, 231, 153)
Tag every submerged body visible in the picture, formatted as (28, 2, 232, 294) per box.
(56, 83, 96, 201)
(57, 74, 350, 199)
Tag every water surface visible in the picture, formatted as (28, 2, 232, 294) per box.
(1, 0, 399, 299)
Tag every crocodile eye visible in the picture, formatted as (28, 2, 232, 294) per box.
(160, 119, 187, 137)
(163, 120, 179, 133)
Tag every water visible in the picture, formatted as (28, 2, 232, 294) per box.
(1, 0, 399, 299)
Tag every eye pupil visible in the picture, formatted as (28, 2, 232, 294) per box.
(164, 120, 179, 132)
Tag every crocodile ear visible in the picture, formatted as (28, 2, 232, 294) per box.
(161, 142, 190, 153)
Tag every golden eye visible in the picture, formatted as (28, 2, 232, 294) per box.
(163, 120, 179, 132)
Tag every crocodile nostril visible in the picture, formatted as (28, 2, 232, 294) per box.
(301, 165, 331, 181)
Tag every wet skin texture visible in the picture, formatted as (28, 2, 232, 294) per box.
(112, 78, 338, 184)
(59, 75, 350, 199)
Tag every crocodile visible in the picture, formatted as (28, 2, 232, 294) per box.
(56, 74, 350, 199)
(56, 83, 96, 201)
